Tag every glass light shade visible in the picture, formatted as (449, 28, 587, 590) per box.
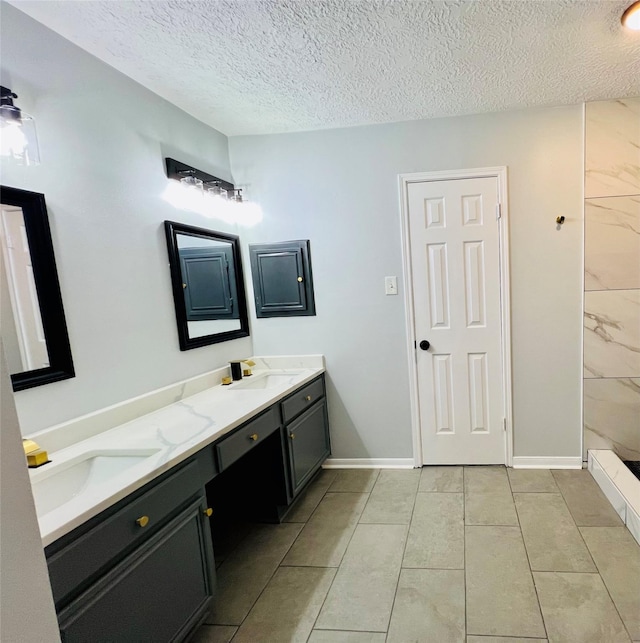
(0, 107, 40, 165)
(622, 2, 640, 29)
(207, 183, 227, 199)
(180, 175, 204, 192)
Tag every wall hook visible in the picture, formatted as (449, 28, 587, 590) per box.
(556, 215, 565, 225)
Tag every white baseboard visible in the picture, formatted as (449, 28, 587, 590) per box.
(322, 458, 416, 469)
(512, 456, 583, 469)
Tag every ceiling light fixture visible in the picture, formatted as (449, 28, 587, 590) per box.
(622, 1, 640, 29)
(0, 86, 40, 165)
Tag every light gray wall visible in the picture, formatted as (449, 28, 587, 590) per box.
(1, 4, 252, 433)
(1, 4, 584, 461)
(230, 106, 584, 459)
(0, 339, 60, 642)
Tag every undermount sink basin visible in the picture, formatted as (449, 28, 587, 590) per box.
(31, 449, 159, 516)
(231, 372, 303, 390)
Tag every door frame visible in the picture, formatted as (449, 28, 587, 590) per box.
(399, 167, 513, 467)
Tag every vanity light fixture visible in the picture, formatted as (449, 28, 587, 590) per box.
(0, 86, 40, 165)
(622, 1, 640, 29)
(166, 158, 234, 195)
(163, 157, 263, 226)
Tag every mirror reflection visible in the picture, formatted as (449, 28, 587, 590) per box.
(0, 186, 75, 391)
(165, 221, 249, 350)
(1, 203, 50, 373)
(176, 233, 241, 339)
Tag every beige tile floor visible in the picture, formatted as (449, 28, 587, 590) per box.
(193, 467, 640, 643)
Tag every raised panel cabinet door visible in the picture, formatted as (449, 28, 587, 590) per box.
(287, 399, 330, 496)
(58, 497, 214, 643)
(249, 240, 316, 317)
(179, 246, 238, 320)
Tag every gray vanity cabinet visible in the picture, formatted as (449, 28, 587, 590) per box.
(282, 377, 331, 497)
(46, 460, 215, 643)
(58, 496, 213, 642)
(45, 374, 330, 640)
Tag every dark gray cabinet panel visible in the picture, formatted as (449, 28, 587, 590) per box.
(249, 240, 316, 317)
(47, 460, 202, 608)
(286, 400, 330, 496)
(281, 377, 325, 424)
(58, 497, 214, 643)
(180, 246, 238, 321)
(215, 406, 280, 471)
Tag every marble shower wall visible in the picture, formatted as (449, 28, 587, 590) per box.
(583, 98, 640, 461)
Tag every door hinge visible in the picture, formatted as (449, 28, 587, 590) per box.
(503, 418, 507, 432)
(496, 203, 502, 220)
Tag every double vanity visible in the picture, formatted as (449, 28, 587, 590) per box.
(27, 356, 330, 642)
(4, 184, 329, 640)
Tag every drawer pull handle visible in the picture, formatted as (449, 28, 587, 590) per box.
(305, 395, 312, 401)
(204, 507, 213, 517)
(249, 433, 259, 441)
(136, 515, 150, 528)
(290, 433, 295, 440)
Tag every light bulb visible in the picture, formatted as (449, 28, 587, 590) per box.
(622, 2, 640, 29)
(0, 119, 28, 158)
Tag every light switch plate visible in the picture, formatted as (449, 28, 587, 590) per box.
(385, 276, 398, 295)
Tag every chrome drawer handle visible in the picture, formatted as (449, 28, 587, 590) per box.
(249, 433, 258, 441)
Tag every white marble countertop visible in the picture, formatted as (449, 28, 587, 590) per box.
(28, 356, 325, 547)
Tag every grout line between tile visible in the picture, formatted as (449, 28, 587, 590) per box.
(226, 524, 305, 635)
(306, 486, 375, 639)
(576, 527, 637, 641)
(463, 465, 467, 641)
(511, 473, 549, 641)
(383, 473, 420, 642)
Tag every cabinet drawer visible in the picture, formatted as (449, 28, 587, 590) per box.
(58, 497, 213, 643)
(216, 406, 280, 471)
(47, 459, 201, 608)
(281, 377, 325, 424)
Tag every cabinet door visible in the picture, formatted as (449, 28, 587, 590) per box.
(179, 246, 238, 321)
(58, 497, 214, 643)
(286, 399, 330, 496)
(249, 240, 316, 317)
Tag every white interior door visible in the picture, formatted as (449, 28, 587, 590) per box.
(407, 176, 506, 464)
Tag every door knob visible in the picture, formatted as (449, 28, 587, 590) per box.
(419, 340, 430, 351)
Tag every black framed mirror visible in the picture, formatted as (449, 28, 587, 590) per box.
(0, 186, 75, 391)
(164, 220, 249, 350)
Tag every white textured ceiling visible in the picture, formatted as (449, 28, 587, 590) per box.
(7, 0, 640, 136)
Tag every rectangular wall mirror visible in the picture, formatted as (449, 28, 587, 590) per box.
(164, 221, 249, 350)
(0, 186, 75, 391)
